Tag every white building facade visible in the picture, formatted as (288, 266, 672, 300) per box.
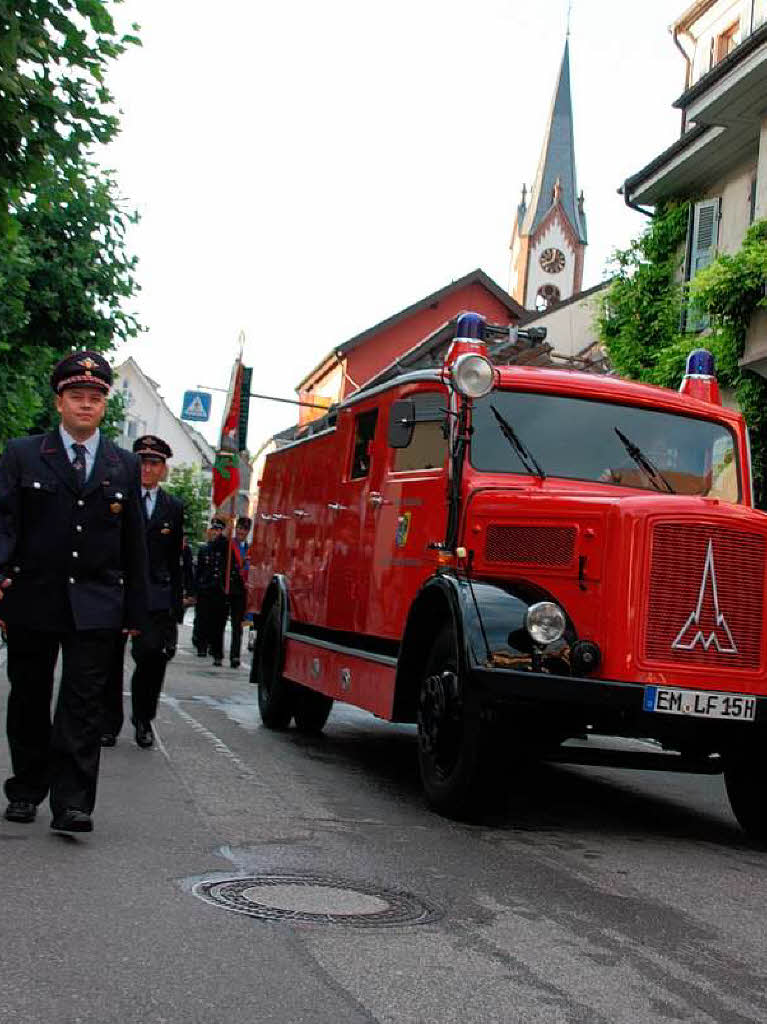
(113, 357, 215, 478)
(624, 0, 767, 374)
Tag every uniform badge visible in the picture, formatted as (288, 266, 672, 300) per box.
(395, 512, 411, 548)
(161, 523, 171, 534)
(110, 502, 122, 514)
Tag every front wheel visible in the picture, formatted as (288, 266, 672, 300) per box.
(416, 625, 492, 819)
(253, 603, 295, 729)
(724, 745, 767, 840)
(293, 685, 334, 735)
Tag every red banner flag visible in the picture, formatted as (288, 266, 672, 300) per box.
(212, 360, 244, 509)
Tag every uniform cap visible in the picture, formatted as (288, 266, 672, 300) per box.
(50, 351, 112, 394)
(134, 435, 173, 461)
(210, 517, 226, 530)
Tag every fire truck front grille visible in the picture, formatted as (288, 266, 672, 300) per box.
(645, 524, 765, 670)
(485, 525, 576, 566)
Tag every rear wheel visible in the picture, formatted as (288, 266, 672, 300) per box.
(416, 625, 492, 819)
(254, 603, 295, 729)
(293, 686, 334, 735)
(724, 745, 767, 840)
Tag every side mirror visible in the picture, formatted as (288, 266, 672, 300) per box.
(388, 400, 415, 449)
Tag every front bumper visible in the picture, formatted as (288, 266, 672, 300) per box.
(470, 666, 767, 734)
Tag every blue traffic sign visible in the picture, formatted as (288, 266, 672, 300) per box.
(181, 390, 212, 422)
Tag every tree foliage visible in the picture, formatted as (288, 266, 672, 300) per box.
(0, 1, 141, 442)
(598, 207, 767, 507)
(164, 465, 212, 546)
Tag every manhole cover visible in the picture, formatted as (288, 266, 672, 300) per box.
(192, 873, 439, 927)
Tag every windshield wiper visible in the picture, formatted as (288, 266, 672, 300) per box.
(490, 405, 546, 479)
(614, 428, 675, 494)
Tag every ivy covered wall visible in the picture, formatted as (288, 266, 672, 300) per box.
(598, 204, 767, 507)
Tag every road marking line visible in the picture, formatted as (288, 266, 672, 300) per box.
(157, 694, 268, 787)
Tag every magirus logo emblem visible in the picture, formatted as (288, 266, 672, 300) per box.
(672, 539, 737, 654)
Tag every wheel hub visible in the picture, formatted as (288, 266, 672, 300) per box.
(418, 670, 461, 771)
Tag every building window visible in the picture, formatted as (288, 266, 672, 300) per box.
(750, 178, 757, 224)
(535, 285, 561, 312)
(350, 409, 378, 479)
(715, 21, 740, 63)
(684, 198, 720, 332)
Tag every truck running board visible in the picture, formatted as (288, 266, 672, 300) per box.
(543, 744, 724, 775)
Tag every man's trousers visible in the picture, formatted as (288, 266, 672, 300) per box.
(4, 625, 119, 816)
(228, 591, 246, 664)
(196, 590, 227, 661)
(103, 612, 177, 733)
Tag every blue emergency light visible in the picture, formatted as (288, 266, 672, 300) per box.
(686, 349, 716, 377)
(455, 312, 486, 343)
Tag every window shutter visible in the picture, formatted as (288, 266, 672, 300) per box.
(686, 198, 720, 332)
(691, 199, 719, 277)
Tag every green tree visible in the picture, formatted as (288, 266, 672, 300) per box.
(164, 465, 211, 546)
(599, 208, 767, 507)
(0, 1, 141, 441)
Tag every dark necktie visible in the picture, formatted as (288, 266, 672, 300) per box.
(71, 443, 87, 490)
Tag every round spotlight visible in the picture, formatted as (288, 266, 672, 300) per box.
(451, 353, 494, 399)
(525, 602, 566, 646)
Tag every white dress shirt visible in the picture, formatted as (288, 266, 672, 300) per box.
(143, 486, 158, 519)
(59, 425, 100, 482)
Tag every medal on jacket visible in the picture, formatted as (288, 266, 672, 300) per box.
(110, 502, 123, 514)
(161, 522, 171, 534)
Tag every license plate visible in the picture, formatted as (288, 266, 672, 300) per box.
(644, 686, 756, 722)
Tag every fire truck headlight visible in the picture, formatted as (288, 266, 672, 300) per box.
(451, 353, 495, 399)
(525, 602, 566, 646)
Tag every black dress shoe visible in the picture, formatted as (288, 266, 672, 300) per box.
(213, 659, 223, 667)
(4, 800, 36, 823)
(230, 659, 240, 668)
(100, 733, 117, 747)
(50, 809, 93, 834)
(134, 720, 154, 748)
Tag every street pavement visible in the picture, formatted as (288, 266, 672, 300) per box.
(2, 625, 767, 1024)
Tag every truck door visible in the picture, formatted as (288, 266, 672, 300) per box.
(364, 389, 448, 641)
(326, 404, 381, 634)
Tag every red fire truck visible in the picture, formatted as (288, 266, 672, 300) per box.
(247, 312, 767, 834)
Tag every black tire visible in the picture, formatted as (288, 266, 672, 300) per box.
(293, 685, 334, 735)
(416, 624, 492, 819)
(724, 746, 767, 840)
(254, 603, 295, 729)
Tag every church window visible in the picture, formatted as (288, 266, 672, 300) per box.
(535, 285, 561, 312)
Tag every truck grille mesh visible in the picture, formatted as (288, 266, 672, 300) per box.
(645, 523, 765, 670)
(485, 525, 576, 566)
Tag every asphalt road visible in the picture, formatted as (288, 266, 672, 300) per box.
(2, 625, 767, 1024)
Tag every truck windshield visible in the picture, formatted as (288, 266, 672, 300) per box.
(471, 391, 740, 502)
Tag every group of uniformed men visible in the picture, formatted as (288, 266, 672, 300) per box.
(0, 350, 251, 835)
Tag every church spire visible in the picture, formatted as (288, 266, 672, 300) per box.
(522, 39, 586, 245)
(508, 37, 588, 310)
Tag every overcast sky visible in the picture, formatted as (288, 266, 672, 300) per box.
(106, 0, 684, 451)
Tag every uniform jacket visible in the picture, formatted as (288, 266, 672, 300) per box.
(195, 536, 248, 597)
(144, 487, 184, 621)
(194, 535, 228, 594)
(0, 430, 150, 632)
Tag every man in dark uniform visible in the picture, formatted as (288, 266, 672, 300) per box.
(227, 516, 251, 668)
(194, 517, 228, 666)
(0, 352, 149, 834)
(102, 435, 183, 749)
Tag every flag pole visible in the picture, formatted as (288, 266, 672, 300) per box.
(224, 332, 244, 596)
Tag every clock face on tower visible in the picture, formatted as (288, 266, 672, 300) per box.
(539, 247, 566, 274)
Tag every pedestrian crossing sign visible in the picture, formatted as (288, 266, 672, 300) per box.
(181, 390, 212, 422)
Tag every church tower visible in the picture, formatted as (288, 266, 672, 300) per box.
(509, 39, 587, 312)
